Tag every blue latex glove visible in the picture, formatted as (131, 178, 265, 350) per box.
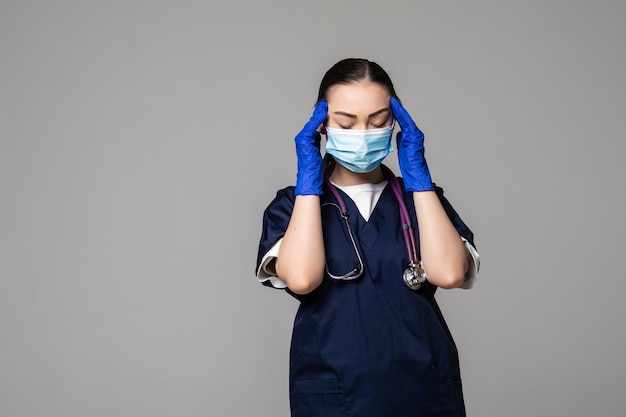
(294, 100, 328, 195)
(390, 97, 434, 192)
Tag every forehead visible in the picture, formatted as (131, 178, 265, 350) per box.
(326, 81, 391, 113)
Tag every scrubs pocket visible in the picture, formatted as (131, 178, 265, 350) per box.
(439, 379, 466, 417)
(290, 378, 347, 417)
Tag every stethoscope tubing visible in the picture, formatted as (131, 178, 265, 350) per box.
(323, 163, 421, 268)
(381, 165, 419, 265)
(321, 202, 365, 280)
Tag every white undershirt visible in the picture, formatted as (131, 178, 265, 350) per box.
(257, 183, 480, 290)
(334, 180, 389, 221)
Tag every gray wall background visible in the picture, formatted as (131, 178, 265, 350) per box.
(1, 1, 625, 416)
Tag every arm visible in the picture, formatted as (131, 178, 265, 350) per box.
(275, 195, 326, 294)
(275, 101, 328, 295)
(391, 97, 470, 289)
(413, 191, 469, 289)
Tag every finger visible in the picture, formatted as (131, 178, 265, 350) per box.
(303, 100, 328, 133)
(390, 97, 416, 132)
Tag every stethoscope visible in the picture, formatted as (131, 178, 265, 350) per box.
(323, 162, 428, 290)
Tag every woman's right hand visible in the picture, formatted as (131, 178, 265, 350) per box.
(294, 100, 328, 196)
(276, 101, 328, 294)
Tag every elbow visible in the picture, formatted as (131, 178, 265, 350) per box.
(286, 273, 324, 295)
(428, 267, 467, 289)
(424, 254, 469, 289)
(276, 258, 325, 295)
(435, 274, 466, 289)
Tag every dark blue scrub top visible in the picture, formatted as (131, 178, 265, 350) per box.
(256, 174, 476, 417)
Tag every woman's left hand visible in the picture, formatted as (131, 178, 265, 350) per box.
(391, 98, 469, 288)
(390, 97, 434, 192)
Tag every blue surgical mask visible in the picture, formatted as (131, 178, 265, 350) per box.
(325, 123, 395, 173)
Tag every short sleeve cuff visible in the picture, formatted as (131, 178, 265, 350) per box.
(459, 237, 480, 289)
(256, 239, 288, 289)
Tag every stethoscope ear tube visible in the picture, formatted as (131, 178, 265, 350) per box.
(322, 204, 365, 281)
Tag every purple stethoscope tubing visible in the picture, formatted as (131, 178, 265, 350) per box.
(381, 165, 419, 266)
(323, 163, 427, 289)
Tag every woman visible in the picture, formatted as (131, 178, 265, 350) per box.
(256, 58, 480, 417)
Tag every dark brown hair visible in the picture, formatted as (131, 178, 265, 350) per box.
(317, 58, 398, 103)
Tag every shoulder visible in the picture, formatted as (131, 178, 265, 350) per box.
(257, 186, 296, 257)
(274, 185, 296, 200)
(262, 186, 297, 219)
(267, 186, 296, 207)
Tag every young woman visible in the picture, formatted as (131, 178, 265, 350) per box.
(256, 58, 480, 417)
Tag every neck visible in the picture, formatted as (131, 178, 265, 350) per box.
(329, 164, 386, 186)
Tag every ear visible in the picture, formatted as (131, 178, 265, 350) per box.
(318, 120, 327, 135)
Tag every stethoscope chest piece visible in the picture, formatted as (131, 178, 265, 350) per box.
(403, 262, 427, 290)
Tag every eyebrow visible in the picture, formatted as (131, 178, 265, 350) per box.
(332, 107, 390, 119)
